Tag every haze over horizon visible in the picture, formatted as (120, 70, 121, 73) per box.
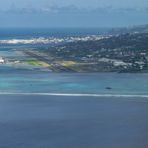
(0, 0, 148, 28)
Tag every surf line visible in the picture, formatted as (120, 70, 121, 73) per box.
(0, 92, 148, 98)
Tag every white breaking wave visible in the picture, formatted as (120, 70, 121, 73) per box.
(0, 92, 148, 98)
(0, 37, 63, 44)
(0, 36, 106, 45)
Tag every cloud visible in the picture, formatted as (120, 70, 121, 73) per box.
(0, 4, 148, 28)
(1, 5, 148, 15)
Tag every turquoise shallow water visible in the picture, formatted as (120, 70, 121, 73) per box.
(0, 71, 148, 95)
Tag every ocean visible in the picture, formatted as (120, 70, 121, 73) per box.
(0, 28, 148, 148)
(0, 95, 148, 148)
(0, 72, 148, 96)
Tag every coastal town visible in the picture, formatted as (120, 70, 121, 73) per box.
(30, 32, 148, 72)
(0, 28, 148, 73)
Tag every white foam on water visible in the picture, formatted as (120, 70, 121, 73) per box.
(0, 92, 148, 98)
(0, 36, 105, 45)
(0, 38, 60, 44)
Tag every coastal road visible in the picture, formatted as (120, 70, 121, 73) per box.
(0, 95, 148, 148)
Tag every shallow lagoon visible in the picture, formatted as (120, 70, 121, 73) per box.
(0, 71, 148, 95)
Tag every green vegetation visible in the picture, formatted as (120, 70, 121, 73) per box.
(22, 31, 148, 73)
(26, 59, 50, 67)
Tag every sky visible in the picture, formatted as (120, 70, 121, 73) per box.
(0, 0, 148, 28)
(1, 0, 148, 9)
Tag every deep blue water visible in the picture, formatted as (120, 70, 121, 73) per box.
(0, 28, 108, 39)
(0, 95, 148, 148)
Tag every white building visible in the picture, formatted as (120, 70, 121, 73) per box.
(0, 57, 4, 64)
